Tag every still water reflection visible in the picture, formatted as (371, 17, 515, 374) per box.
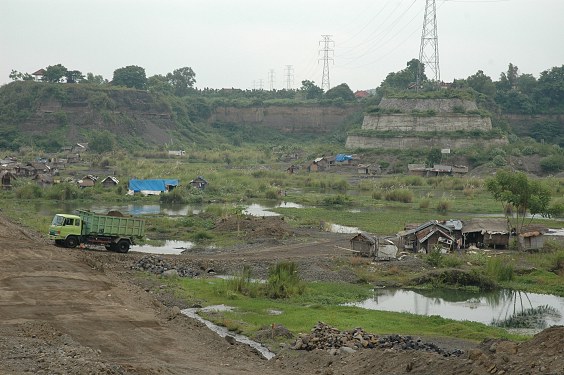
(346, 288, 564, 329)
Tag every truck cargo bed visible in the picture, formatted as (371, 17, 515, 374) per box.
(78, 210, 145, 237)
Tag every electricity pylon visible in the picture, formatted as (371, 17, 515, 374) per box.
(268, 69, 275, 91)
(284, 65, 294, 90)
(417, 0, 440, 87)
(319, 35, 334, 91)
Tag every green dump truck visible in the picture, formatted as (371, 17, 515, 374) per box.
(48, 210, 145, 253)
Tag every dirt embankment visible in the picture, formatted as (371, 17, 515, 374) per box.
(0, 212, 562, 375)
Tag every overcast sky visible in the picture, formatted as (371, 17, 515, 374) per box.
(1, 0, 563, 92)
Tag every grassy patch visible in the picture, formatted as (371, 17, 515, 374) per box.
(154, 275, 523, 343)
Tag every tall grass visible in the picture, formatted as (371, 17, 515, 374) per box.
(265, 262, 305, 299)
(225, 266, 261, 298)
(221, 262, 305, 300)
(436, 199, 451, 213)
(385, 189, 413, 203)
(486, 257, 514, 282)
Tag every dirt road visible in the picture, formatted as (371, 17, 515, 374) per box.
(1, 213, 563, 375)
(0, 214, 282, 374)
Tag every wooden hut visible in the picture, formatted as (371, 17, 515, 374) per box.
(397, 221, 454, 253)
(101, 176, 119, 188)
(461, 218, 510, 249)
(350, 232, 376, 257)
(350, 233, 399, 259)
(189, 176, 208, 190)
(0, 170, 16, 189)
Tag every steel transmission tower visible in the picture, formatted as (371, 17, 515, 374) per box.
(417, 0, 440, 87)
(319, 35, 334, 91)
(268, 69, 275, 90)
(284, 65, 294, 90)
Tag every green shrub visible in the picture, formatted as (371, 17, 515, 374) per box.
(486, 257, 514, 282)
(425, 246, 444, 267)
(321, 194, 351, 206)
(44, 183, 79, 200)
(371, 190, 382, 200)
(159, 189, 188, 204)
(53, 111, 68, 125)
(385, 189, 413, 203)
(436, 199, 451, 213)
(264, 189, 279, 200)
(465, 252, 488, 266)
(15, 184, 42, 199)
(521, 146, 536, 155)
(331, 179, 349, 193)
(402, 176, 425, 186)
(540, 154, 564, 173)
(192, 231, 213, 242)
(492, 155, 507, 167)
(441, 255, 464, 268)
(419, 198, 430, 209)
(265, 261, 305, 299)
(225, 266, 260, 298)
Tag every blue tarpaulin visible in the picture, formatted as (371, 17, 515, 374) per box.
(335, 154, 353, 162)
(128, 179, 179, 193)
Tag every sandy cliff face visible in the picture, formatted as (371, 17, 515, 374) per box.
(379, 98, 478, 112)
(210, 105, 360, 133)
(361, 114, 492, 133)
(347, 98, 502, 150)
(18, 89, 178, 145)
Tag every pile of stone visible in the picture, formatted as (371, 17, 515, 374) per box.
(291, 322, 463, 357)
(131, 255, 200, 278)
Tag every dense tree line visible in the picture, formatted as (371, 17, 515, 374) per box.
(8, 61, 563, 113)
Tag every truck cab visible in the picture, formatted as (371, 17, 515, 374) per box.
(49, 214, 82, 247)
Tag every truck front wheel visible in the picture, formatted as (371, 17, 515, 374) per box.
(116, 240, 130, 253)
(65, 236, 79, 248)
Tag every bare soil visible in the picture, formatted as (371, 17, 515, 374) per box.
(1, 213, 562, 375)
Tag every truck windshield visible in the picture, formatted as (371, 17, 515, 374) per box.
(51, 215, 65, 226)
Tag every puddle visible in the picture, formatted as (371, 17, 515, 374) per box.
(345, 288, 564, 330)
(243, 202, 304, 217)
(181, 305, 276, 360)
(243, 204, 280, 217)
(276, 202, 303, 209)
(215, 275, 267, 284)
(131, 240, 194, 255)
(323, 223, 361, 234)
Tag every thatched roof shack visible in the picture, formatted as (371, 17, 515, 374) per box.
(461, 218, 510, 249)
(0, 170, 16, 189)
(350, 233, 398, 259)
(350, 232, 376, 257)
(519, 225, 549, 251)
(397, 220, 453, 253)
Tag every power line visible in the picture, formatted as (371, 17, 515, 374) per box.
(319, 35, 334, 91)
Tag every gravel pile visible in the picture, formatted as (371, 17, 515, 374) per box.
(291, 322, 464, 357)
(132, 255, 200, 277)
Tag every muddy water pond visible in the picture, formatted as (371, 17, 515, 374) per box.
(346, 288, 564, 331)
